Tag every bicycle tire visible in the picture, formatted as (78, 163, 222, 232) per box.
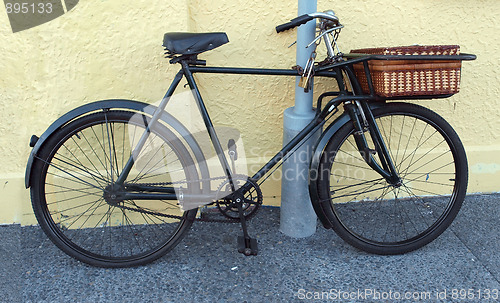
(318, 102, 468, 254)
(30, 110, 198, 267)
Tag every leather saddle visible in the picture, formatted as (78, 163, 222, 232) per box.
(163, 32, 229, 55)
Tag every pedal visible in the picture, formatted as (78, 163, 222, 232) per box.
(237, 236, 258, 256)
(227, 139, 238, 160)
(228, 139, 238, 175)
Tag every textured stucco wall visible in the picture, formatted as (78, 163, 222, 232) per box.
(0, 0, 499, 224)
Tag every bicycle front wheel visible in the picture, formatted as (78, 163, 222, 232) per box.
(318, 102, 468, 254)
(30, 110, 198, 267)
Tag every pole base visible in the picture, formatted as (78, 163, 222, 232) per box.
(279, 107, 319, 238)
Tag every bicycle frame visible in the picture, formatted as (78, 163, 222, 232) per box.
(103, 52, 476, 202)
(114, 61, 338, 201)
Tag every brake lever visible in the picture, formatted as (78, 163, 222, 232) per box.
(306, 25, 344, 48)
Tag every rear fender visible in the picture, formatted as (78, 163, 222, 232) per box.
(25, 99, 210, 189)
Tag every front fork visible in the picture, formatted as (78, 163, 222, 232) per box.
(344, 101, 401, 186)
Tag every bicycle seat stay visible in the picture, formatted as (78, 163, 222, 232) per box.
(163, 32, 229, 55)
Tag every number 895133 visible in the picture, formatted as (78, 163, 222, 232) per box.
(5, 2, 53, 14)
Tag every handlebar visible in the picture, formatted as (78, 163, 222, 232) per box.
(276, 11, 339, 33)
(275, 14, 313, 33)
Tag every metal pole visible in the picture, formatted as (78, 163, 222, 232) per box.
(280, 0, 318, 238)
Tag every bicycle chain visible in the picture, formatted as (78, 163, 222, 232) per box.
(115, 202, 242, 224)
(124, 175, 228, 187)
(117, 175, 256, 224)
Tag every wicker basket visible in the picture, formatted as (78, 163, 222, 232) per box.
(350, 45, 462, 97)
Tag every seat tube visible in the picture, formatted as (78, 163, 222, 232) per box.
(115, 70, 184, 186)
(181, 61, 235, 186)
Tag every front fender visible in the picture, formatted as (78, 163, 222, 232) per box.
(308, 102, 384, 228)
(25, 99, 209, 188)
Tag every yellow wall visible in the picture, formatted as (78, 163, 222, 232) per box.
(1, 0, 499, 224)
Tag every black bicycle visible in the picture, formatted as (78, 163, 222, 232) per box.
(25, 11, 476, 267)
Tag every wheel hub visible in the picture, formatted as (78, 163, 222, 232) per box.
(391, 178, 403, 188)
(387, 175, 403, 188)
(103, 184, 125, 205)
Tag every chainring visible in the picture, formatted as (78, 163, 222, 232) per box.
(215, 175, 263, 220)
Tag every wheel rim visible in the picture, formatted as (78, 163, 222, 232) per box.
(37, 111, 194, 263)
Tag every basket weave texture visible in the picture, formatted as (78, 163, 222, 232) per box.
(351, 45, 461, 97)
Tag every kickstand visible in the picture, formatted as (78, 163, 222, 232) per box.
(236, 198, 258, 256)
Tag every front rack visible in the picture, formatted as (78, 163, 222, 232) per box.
(316, 52, 476, 99)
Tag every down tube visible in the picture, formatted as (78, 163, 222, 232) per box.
(251, 116, 324, 182)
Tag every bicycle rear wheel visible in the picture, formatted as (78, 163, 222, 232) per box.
(30, 110, 198, 267)
(318, 102, 467, 254)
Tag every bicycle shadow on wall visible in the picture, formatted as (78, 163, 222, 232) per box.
(5, 0, 78, 33)
(130, 90, 250, 211)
